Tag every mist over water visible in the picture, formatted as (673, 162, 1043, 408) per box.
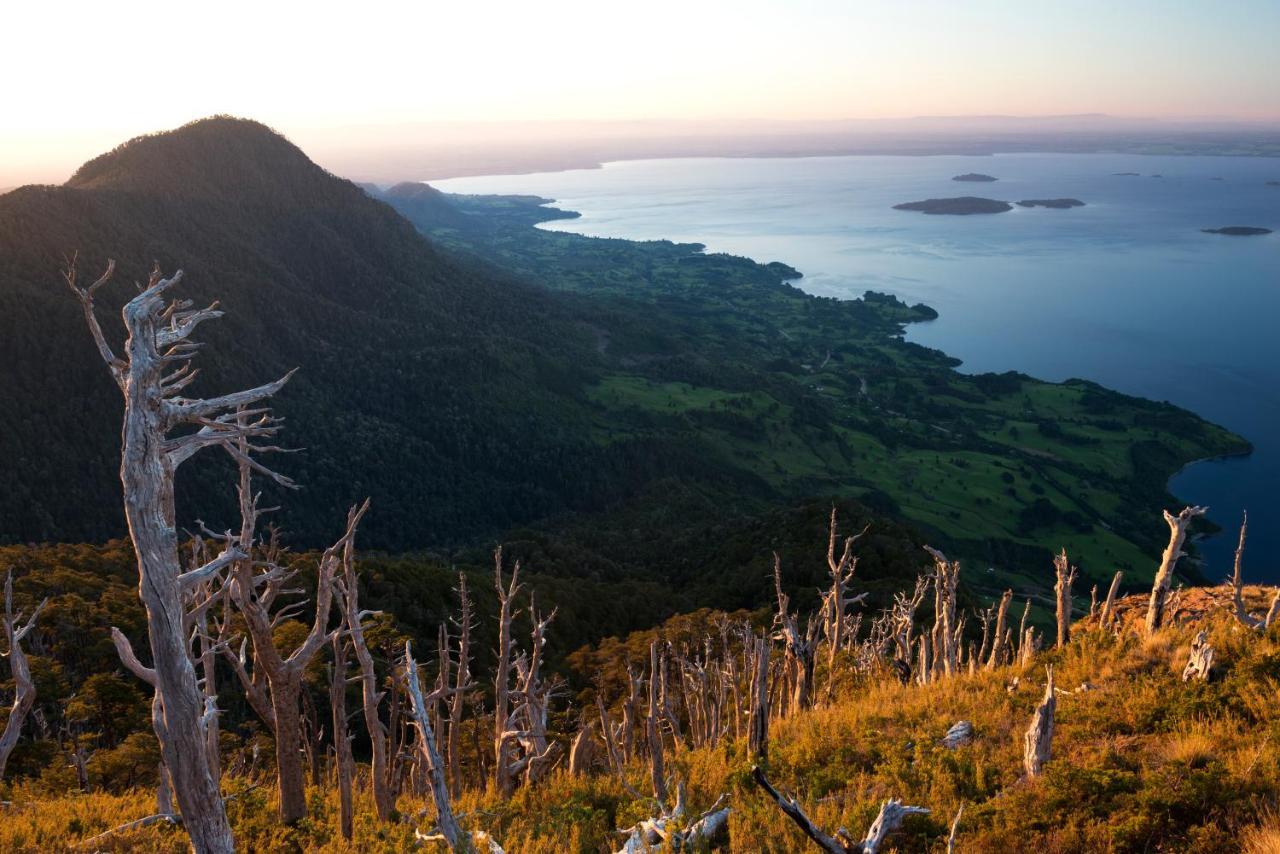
(436, 153, 1280, 581)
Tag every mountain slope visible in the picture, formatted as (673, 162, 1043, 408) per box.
(0, 118, 665, 548)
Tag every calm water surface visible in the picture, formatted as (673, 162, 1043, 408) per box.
(436, 154, 1280, 580)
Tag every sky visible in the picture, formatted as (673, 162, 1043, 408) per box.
(3, 0, 1279, 185)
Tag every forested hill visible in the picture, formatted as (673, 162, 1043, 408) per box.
(0, 116, 1246, 603)
(0, 117, 667, 549)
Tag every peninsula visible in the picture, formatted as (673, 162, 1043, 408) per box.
(952, 172, 998, 182)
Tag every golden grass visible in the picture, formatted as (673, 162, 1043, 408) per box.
(5, 608, 1280, 852)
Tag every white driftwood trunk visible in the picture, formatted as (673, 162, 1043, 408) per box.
(1146, 506, 1207, 634)
(1023, 666, 1055, 777)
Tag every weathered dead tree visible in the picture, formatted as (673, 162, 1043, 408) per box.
(405, 641, 473, 853)
(332, 522, 398, 821)
(1099, 571, 1124, 630)
(67, 257, 304, 853)
(1022, 666, 1055, 777)
(747, 633, 771, 760)
(644, 640, 668, 805)
(822, 510, 869, 700)
(1181, 630, 1215, 682)
(0, 571, 47, 779)
(985, 590, 1013, 670)
(329, 635, 355, 841)
(615, 783, 730, 854)
(947, 805, 963, 854)
(773, 553, 820, 713)
(1146, 506, 1208, 634)
(1053, 550, 1077, 648)
(925, 547, 961, 677)
(219, 447, 370, 824)
(493, 547, 522, 796)
(752, 765, 927, 853)
(447, 573, 475, 797)
(1228, 513, 1280, 630)
(504, 595, 559, 786)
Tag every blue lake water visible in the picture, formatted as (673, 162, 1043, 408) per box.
(435, 154, 1280, 581)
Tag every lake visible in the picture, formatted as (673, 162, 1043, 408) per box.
(435, 153, 1280, 581)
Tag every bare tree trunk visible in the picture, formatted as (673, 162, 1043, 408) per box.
(1023, 666, 1055, 777)
(925, 547, 961, 676)
(448, 574, 473, 798)
(647, 640, 668, 805)
(492, 548, 521, 797)
(1099, 571, 1123, 630)
(985, 590, 1013, 670)
(330, 636, 354, 841)
(1053, 550, 1077, 648)
(748, 634, 770, 760)
(1146, 506, 1208, 634)
(0, 572, 45, 779)
(405, 642, 472, 853)
(821, 510, 867, 702)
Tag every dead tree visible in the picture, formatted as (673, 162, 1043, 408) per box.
(220, 451, 370, 825)
(822, 510, 868, 700)
(1023, 666, 1055, 778)
(1053, 550, 1077, 648)
(1099, 571, 1124, 630)
(1181, 630, 1215, 682)
(645, 640, 668, 805)
(773, 553, 820, 713)
(752, 765, 927, 853)
(333, 522, 397, 821)
(493, 547, 521, 796)
(0, 571, 47, 778)
(447, 573, 475, 797)
(504, 595, 559, 786)
(1146, 506, 1208, 634)
(985, 590, 1013, 670)
(330, 635, 355, 841)
(1228, 513, 1280, 630)
(405, 641, 472, 853)
(67, 257, 301, 854)
(925, 547, 961, 676)
(747, 633, 771, 760)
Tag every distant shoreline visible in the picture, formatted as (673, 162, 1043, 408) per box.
(411, 144, 1280, 185)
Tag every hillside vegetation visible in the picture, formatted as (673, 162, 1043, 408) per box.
(4, 582, 1280, 852)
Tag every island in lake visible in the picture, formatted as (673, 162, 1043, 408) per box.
(893, 196, 1012, 215)
(1202, 226, 1272, 236)
(1113, 172, 1141, 176)
(1016, 198, 1086, 209)
(952, 172, 998, 182)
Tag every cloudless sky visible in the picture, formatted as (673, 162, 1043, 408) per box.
(3, 0, 1279, 184)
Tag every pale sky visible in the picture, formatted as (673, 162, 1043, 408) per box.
(4, 0, 1279, 185)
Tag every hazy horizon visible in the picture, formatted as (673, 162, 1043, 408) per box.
(6, 0, 1280, 186)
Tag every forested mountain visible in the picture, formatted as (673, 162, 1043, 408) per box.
(0, 118, 688, 550)
(0, 117, 1245, 600)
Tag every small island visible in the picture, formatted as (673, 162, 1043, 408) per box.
(1201, 226, 1272, 236)
(952, 172, 998, 182)
(1267, 181, 1280, 187)
(1016, 198, 1086, 209)
(893, 196, 1012, 215)
(1113, 172, 1141, 176)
